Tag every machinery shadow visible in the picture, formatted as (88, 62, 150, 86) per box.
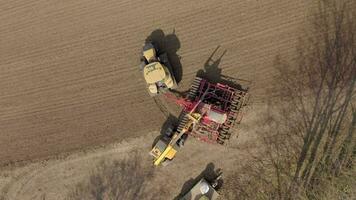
(151, 114, 179, 148)
(173, 163, 223, 200)
(145, 29, 183, 84)
(197, 46, 251, 92)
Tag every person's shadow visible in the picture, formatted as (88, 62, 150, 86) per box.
(174, 163, 223, 200)
(145, 29, 183, 84)
(197, 46, 250, 92)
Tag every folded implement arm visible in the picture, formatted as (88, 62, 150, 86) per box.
(153, 112, 201, 166)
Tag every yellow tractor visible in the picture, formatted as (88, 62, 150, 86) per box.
(150, 112, 201, 166)
(140, 42, 177, 96)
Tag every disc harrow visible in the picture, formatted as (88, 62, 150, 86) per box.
(164, 76, 248, 145)
(187, 77, 202, 100)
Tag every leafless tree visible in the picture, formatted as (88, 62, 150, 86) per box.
(277, 0, 356, 193)
(223, 0, 355, 199)
(66, 152, 157, 200)
(278, 0, 355, 197)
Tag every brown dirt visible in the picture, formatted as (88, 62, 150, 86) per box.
(0, 0, 317, 197)
(0, 106, 264, 200)
(0, 1, 324, 198)
(0, 0, 312, 166)
(0, 1, 324, 199)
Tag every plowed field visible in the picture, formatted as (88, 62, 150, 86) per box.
(0, 0, 338, 199)
(1, 0, 309, 166)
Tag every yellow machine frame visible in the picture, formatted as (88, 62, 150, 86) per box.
(153, 113, 201, 166)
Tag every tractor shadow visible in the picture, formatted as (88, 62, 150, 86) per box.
(174, 163, 223, 200)
(197, 46, 251, 92)
(145, 29, 183, 84)
(151, 114, 179, 148)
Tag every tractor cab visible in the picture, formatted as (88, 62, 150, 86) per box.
(144, 62, 173, 93)
(140, 42, 177, 96)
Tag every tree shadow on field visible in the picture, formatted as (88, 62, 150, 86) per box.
(174, 163, 223, 200)
(66, 152, 157, 200)
(197, 46, 251, 92)
(145, 29, 183, 84)
(220, 1, 356, 199)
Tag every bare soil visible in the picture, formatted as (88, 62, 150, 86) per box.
(0, 0, 311, 165)
(0, 106, 264, 200)
(0, 0, 319, 199)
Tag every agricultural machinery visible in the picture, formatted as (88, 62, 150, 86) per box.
(150, 76, 248, 166)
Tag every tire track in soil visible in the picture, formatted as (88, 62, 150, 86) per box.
(0, 135, 146, 200)
(0, 0, 314, 165)
(153, 97, 170, 118)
